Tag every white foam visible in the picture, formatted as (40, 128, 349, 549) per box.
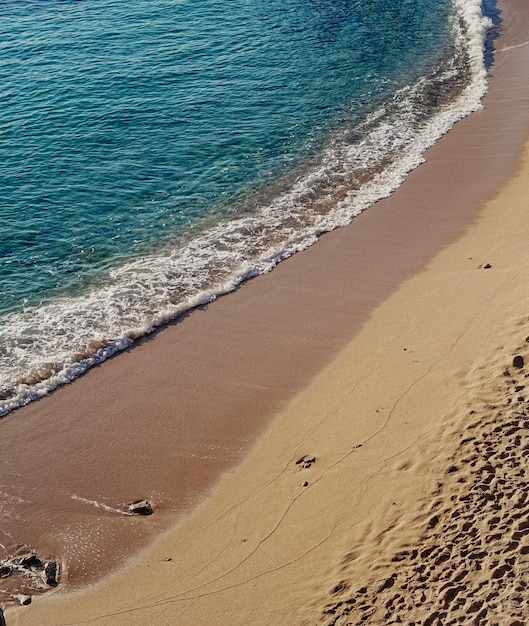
(0, 0, 492, 417)
(71, 495, 132, 516)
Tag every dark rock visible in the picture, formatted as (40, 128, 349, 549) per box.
(13, 552, 41, 569)
(42, 561, 59, 587)
(483, 263, 492, 269)
(128, 500, 153, 516)
(0, 566, 12, 578)
(513, 355, 524, 369)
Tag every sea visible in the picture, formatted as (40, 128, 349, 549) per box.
(0, 0, 494, 416)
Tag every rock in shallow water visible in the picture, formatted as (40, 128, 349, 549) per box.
(42, 561, 59, 587)
(128, 500, 153, 515)
(13, 552, 41, 569)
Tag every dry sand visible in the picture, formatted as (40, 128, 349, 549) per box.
(5, 1, 529, 624)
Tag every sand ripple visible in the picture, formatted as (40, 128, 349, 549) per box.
(320, 353, 529, 625)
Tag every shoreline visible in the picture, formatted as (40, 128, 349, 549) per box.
(4, 0, 529, 621)
(0, 0, 489, 423)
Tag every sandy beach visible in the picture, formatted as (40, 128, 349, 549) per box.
(3, 0, 529, 623)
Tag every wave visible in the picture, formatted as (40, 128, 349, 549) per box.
(0, 0, 492, 416)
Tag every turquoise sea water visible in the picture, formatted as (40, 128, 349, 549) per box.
(0, 0, 492, 414)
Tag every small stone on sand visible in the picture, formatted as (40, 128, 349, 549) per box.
(14, 553, 41, 569)
(128, 500, 153, 515)
(42, 561, 59, 587)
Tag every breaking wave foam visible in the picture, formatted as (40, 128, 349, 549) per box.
(0, 0, 492, 416)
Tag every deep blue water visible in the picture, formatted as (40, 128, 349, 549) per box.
(0, 0, 491, 413)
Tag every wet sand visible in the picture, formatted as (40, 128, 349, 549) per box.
(4, 0, 529, 622)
